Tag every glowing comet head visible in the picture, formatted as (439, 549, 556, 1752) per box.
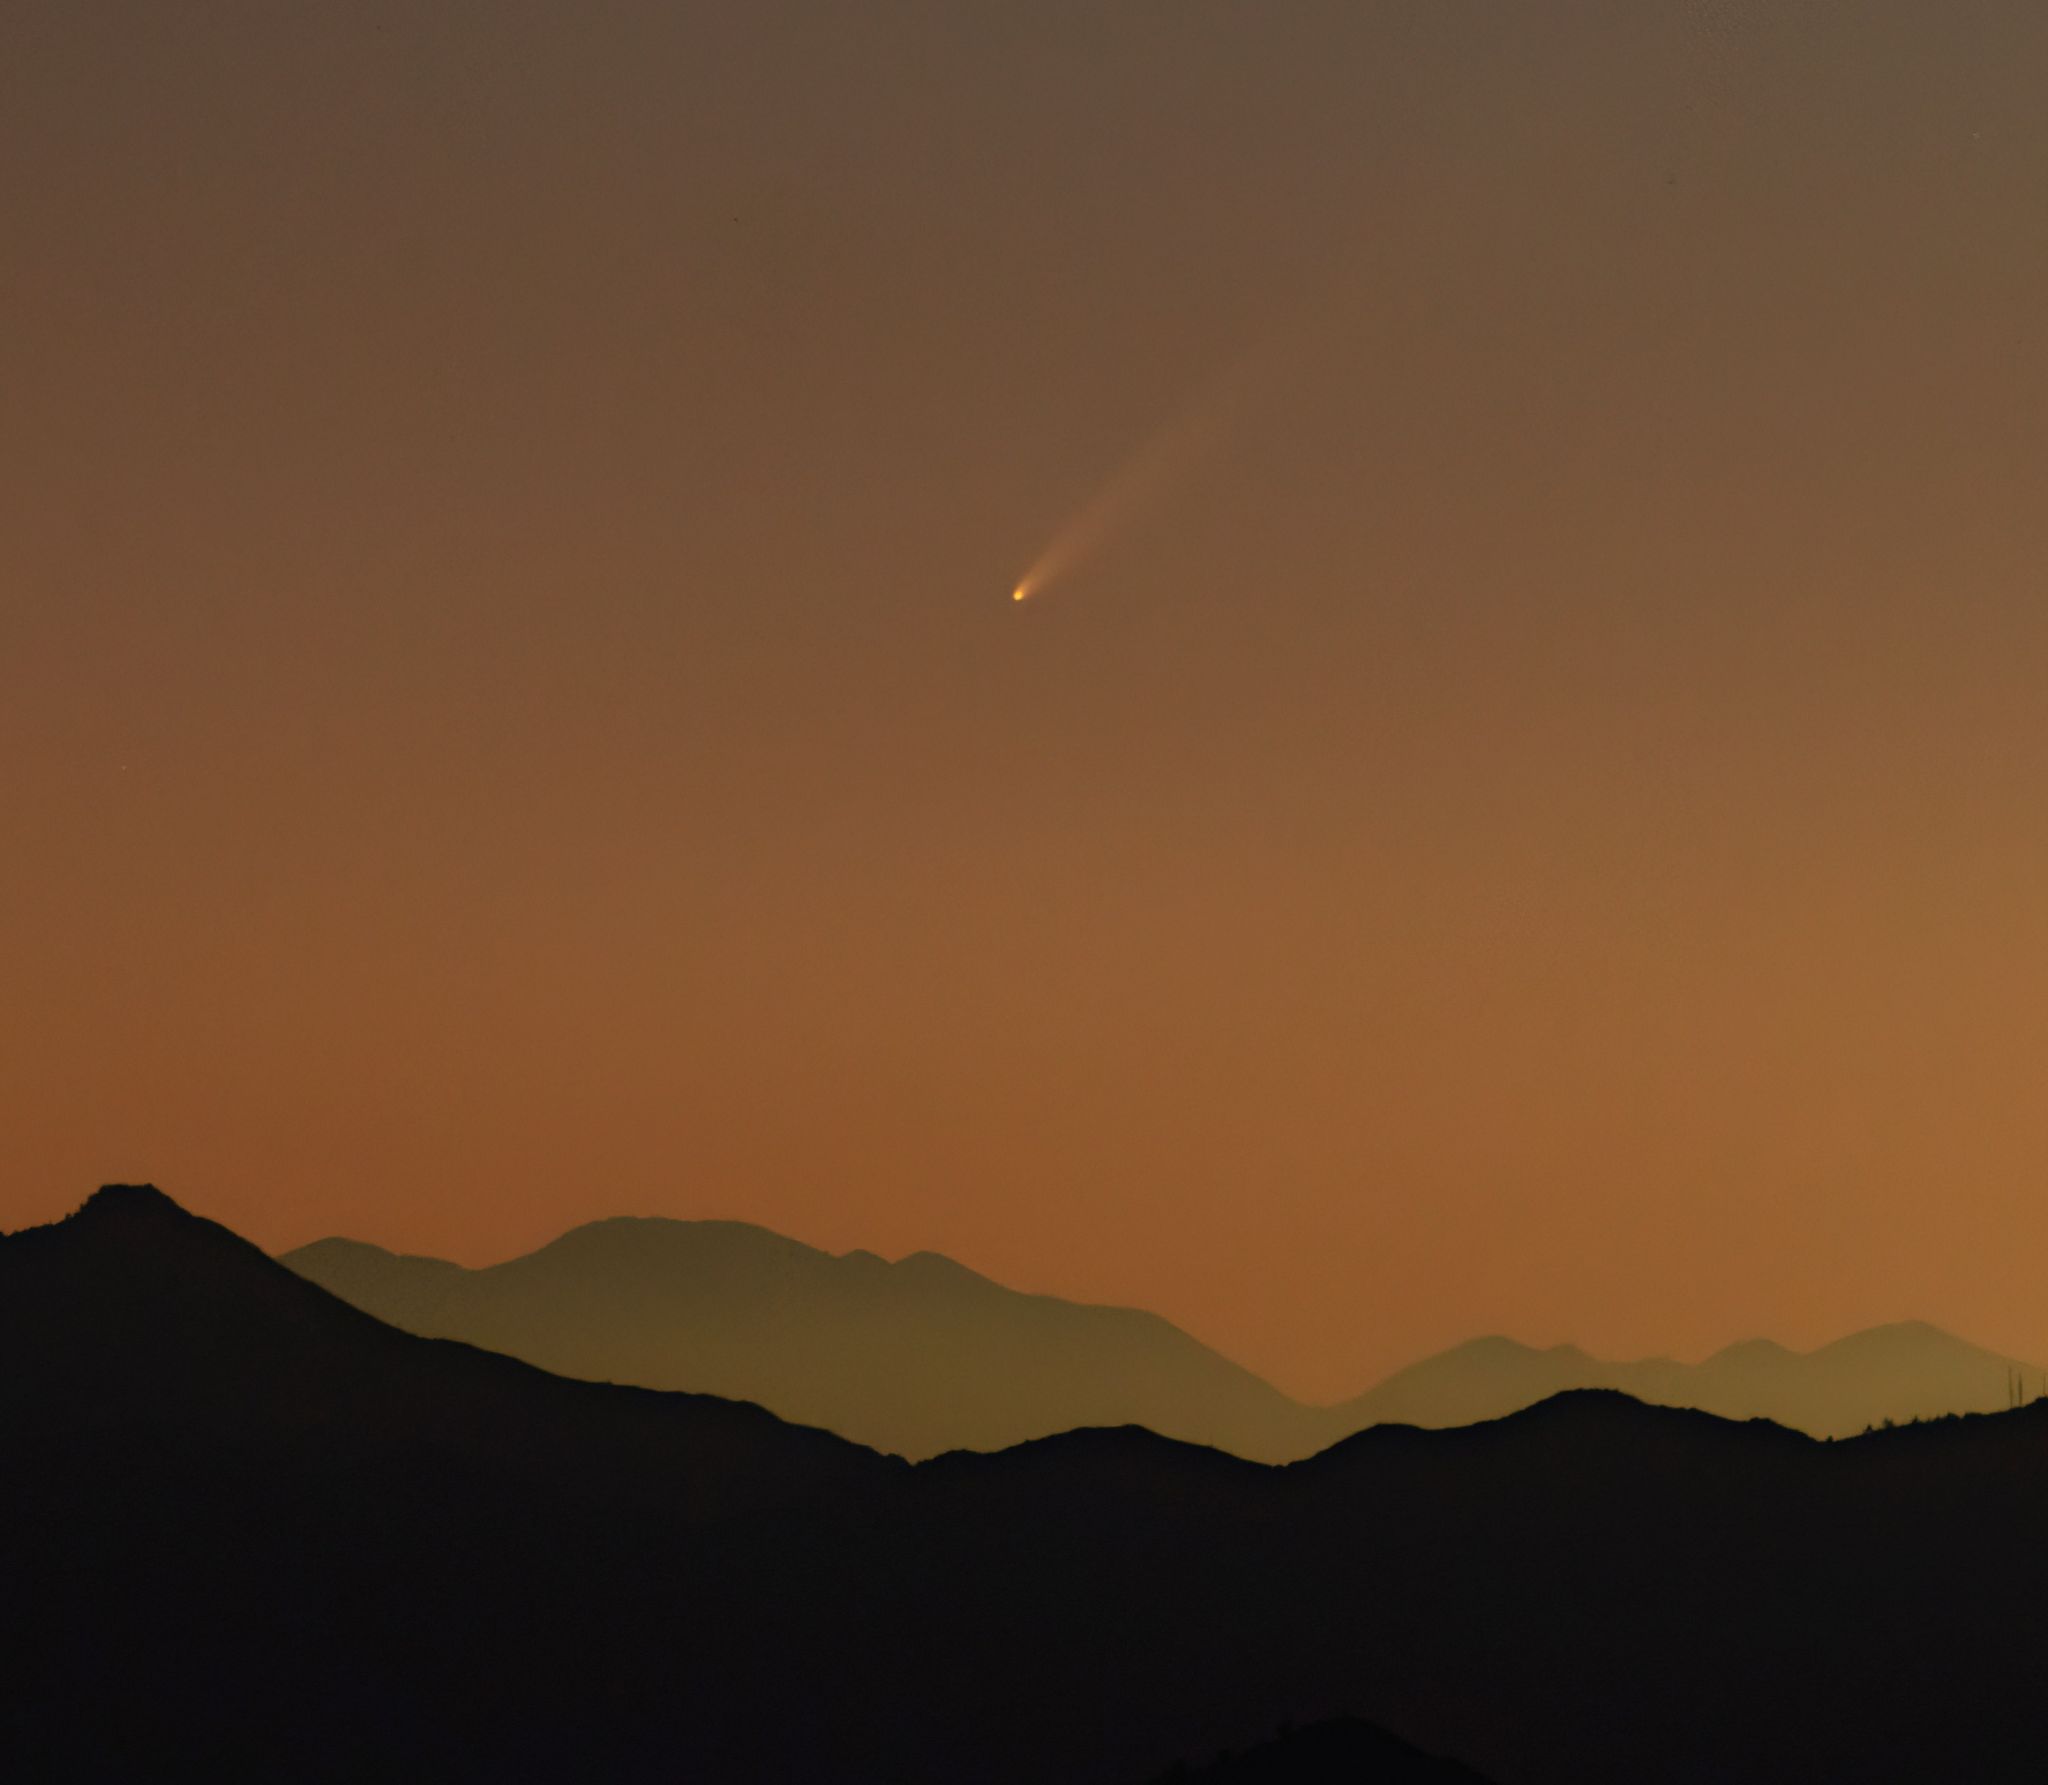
(1005, 353, 1249, 611)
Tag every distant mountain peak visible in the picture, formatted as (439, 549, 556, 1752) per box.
(283, 1210, 1310, 1460)
(1825, 1319, 1955, 1348)
(1826, 1318, 1982, 1359)
(292, 1235, 463, 1274)
(535, 1214, 831, 1264)
(891, 1249, 996, 1287)
(1708, 1337, 1795, 1362)
(1441, 1334, 1592, 1362)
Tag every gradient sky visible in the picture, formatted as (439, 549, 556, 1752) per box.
(7, 2, 2048, 1400)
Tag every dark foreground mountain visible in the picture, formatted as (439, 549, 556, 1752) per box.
(285, 1217, 2042, 1458)
(14, 1187, 2048, 1784)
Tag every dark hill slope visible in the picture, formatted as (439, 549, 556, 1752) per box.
(4, 1185, 896, 1522)
(2, 1188, 901, 1783)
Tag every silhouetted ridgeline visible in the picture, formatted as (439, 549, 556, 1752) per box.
(285, 1215, 2044, 1459)
(1328, 1322, 2047, 1439)
(284, 1218, 1309, 1459)
(1154, 1719, 1496, 1783)
(12, 1187, 2048, 1783)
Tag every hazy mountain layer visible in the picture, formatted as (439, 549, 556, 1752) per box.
(1331, 1323, 2046, 1441)
(17, 1186, 2048, 1784)
(284, 1218, 1310, 1460)
(284, 1217, 2043, 1458)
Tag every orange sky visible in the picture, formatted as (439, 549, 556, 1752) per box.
(7, 2, 2048, 1400)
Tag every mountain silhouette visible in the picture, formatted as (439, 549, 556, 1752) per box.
(19, 1186, 2048, 1783)
(1154, 1719, 1496, 1782)
(286, 1217, 2043, 1458)
(7, 1186, 896, 1523)
(284, 1216, 1309, 1460)
(1327, 1321, 2043, 1439)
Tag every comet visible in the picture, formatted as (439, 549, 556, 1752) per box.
(1007, 335, 1278, 607)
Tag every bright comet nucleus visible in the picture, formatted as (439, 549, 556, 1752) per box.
(1006, 341, 1266, 608)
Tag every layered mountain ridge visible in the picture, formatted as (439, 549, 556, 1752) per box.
(16, 1183, 2048, 1783)
(284, 1213, 2043, 1460)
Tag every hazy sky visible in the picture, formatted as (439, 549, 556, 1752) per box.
(7, 2, 2048, 1399)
